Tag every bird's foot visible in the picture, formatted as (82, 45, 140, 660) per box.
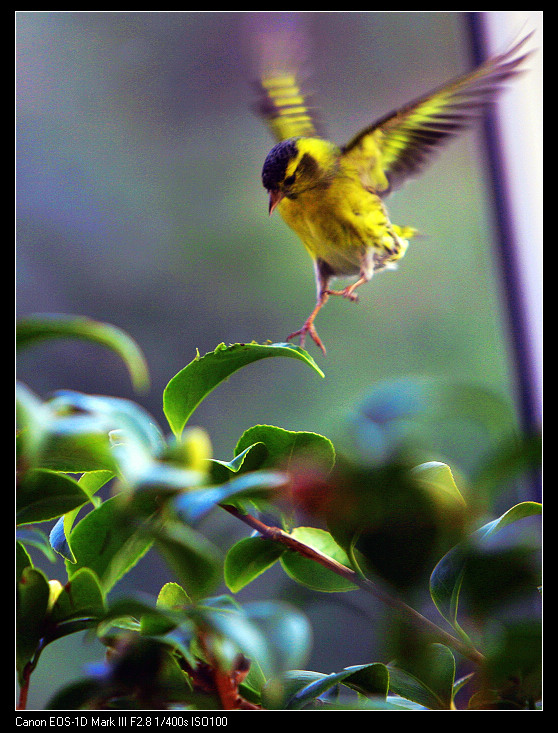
(325, 286, 359, 302)
(287, 322, 326, 355)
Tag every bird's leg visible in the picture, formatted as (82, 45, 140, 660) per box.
(325, 252, 373, 302)
(287, 260, 332, 355)
(325, 273, 369, 302)
(287, 290, 329, 354)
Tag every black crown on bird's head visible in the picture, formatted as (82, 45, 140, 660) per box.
(261, 138, 299, 190)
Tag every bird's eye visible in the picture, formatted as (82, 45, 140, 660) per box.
(284, 174, 296, 186)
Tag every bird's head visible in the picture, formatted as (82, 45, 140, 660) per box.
(262, 137, 339, 214)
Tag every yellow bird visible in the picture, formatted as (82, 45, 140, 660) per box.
(258, 33, 532, 354)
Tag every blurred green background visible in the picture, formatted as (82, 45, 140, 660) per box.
(16, 11, 540, 708)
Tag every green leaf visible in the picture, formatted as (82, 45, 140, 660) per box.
(138, 582, 192, 636)
(280, 527, 358, 593)
(17, 566, 50, 682)
(17, 541, 33, 581)
(16, 314, 150, 392)
(157, 582, 191, 610)
(163, 342, 324, 437)
(45, 679, 104, 710)
(100, 596, 185, 640)
(410, 461, 466, 508)
(262, 670, 325, 710)
(152, 521, 222, 601)
(31, 423, 117, 474)
(472, 432, 541, 498)
(235, 424, 335, 473)
(50, 471, 113, 563)
(224, 537, 285, 593)
(209, 443, 269, 483)
(430, 501, 542, 637)
(49, 568, 106, 627)
(480, 620, 542, 707)
(388, 644, 456, 710)
(66, 495, 155, 594)
(292, 664, 389, 709)
(17, 469, 91, 526)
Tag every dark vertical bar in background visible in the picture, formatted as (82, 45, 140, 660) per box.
(466, 13, 541, 500)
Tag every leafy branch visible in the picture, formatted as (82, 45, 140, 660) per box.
(16, 316, 542, 710)
(220, 504, 486, 666)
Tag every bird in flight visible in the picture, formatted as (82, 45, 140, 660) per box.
(257, 31, 533, 354)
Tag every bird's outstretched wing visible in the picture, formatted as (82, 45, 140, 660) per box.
(254, 73, 322, 142)
(341, 32, 534, 194)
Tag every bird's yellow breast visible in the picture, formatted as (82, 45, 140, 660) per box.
(278, 172, 392, 275)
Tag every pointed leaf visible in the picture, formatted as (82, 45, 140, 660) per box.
(163, 342, 324, 437)
(157, 582, 191, 610)
(430, 502, 542, 635)
(152, 521, 222, 601)
(235, 424, 335, 473)
(172, 470, 288, 523)
(66, 495, 156, 594)
(209, 443, 268, 483)
(17, 469, 91, 526)
(244, 601, 313, 679)
(224, 537, 285, 593)
(280, 527, 359, 592)
(388, 665, 445, 710)
(410, 461, 466, 508)
(265, 663, 389, 709)
(50, 471, 113, 563)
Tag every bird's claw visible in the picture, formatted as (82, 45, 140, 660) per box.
(325, 287, 359, 302)
(287, 323, 326, 355)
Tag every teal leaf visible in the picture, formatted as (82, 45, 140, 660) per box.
(172, 470, 288, 523)
(263, 663, 389, 710)
(430, 501, 542, 637)
(352, 377, 516, 467)
(50, 391, 165, 457)
(163, 342, 324, 437)
(17, 385, 118, 473)
(16, 314, 149, 392)
(244, 601, 313, 679)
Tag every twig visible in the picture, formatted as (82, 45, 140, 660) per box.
(221, 504, 485, 667)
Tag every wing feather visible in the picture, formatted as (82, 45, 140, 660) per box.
(254, 73, 322, 142)
(341, 32, 534, 194)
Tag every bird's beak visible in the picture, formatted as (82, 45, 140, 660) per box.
(268, 189, 284, 215)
